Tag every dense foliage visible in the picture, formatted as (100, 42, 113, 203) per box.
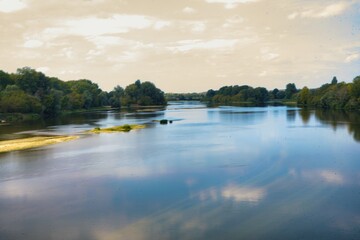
(165, 92, 205, 101)
(0, 67, 166, 117)
(297, 76, 360, 110)
(204, 76, 360, 110)
(204, 83, 298, 104)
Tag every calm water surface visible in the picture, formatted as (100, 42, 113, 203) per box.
(0, 102, 360, 240)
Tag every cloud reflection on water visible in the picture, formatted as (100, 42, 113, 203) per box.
(198, 184, 266, 204)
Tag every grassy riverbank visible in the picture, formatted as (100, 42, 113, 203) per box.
(0, 135, 79, 153)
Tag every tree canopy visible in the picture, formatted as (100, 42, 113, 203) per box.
(0, 67, 166, 117)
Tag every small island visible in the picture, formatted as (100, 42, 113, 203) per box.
(87, 124, 146, 134)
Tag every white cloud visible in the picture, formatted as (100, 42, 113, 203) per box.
(260, 47, 279, 61)
(287, 12, 299, 20)
(59, 70, 80, 75)
(36, 66, 50, 73)
(60, 47, 74, 59)
(63, 15, 153, 36)
(262, 52, 279, 61)
(289, 2, 351, 20)
(183, 7, 196, 14)
(316, 2, 350, 18)
(24, 15, 171, 49)
(259, 71, 267, 77)
(205, 0, 259, 9)
(34, 14, 170, 42)
(153, 20, 171, 30)
(23, 39, 44, 48)
(190, 21, 207, 32)
(168, 39, 238, 52)
(106, 51, 140, 63)
(223, 15, 244, 28)
(345, 53, 360, 63)
(85, 36, 125, 49)
(0, 0, 27, 13)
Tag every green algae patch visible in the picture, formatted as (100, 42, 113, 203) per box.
(0, 135, 79, 153)
(87, 124, 146, 134)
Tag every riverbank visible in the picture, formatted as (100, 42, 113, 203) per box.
(0, 135, 79, 153)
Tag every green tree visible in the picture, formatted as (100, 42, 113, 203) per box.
(331, 76, 338, 85)
(351, 76, 360, 98)
(0, 85, 42, 113)
(285, 83, 297, 99)
(298, 86, 310, 105)
(0, 70, 13, 90)
(14, 67, 49, 96)
(43, 89, 63, 116)
(109, 85, 124, 108)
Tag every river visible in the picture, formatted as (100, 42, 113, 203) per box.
(0, 102, 359, 239)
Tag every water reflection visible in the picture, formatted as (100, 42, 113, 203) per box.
(297, 109, 360, 142)
(299, 108, 311, 124)
(198, 185, 266, 204)
(286, 110, 297, 122)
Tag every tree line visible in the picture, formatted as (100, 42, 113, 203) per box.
(0, 67, 166, 116)
(204, 83, 297, 104)
(204, 76, 360, 110)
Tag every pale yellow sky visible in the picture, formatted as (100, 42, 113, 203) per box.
(0, 0, 359, 92)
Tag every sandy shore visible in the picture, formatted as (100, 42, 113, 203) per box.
(0, 135, 79, 153)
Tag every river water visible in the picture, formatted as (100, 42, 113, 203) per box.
(0, 102, 359, 239)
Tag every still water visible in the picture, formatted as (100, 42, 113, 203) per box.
(0, 102, 359, 240)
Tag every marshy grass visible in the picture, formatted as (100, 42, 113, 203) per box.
(0, 135, 79, 153)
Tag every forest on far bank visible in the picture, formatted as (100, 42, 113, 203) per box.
(0, 67, 166, 117)
(1, 67, 359, 120)
(203, 76, 360, 110)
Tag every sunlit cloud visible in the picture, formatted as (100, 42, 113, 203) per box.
(62, 15, 153, 35)
(85, 36, 126, 49)
(168, 39, 239, 52)
(345, 53, 360, 63)
(190, 21, 207, 32)
(23, 39, 44, 48)
(288, 2, 351, 19)
(36, 66, 50, 73)
(223, 15, 245, 28)
(205, 0, 259, 9)
(260, 48, 279, 61)
(183, 6, 196, 14)
(0, 0, 27, 13)
(25, 14, 171, 46)
(153, 20, 171, 30)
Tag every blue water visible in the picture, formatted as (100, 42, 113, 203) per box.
(0, 102, 359, 239)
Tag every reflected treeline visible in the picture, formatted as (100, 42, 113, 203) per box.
(0, 112, 109, 138)
(299, 109, 311, 124)
(286, 110, 297, 122)
(299, 108, 360, 142)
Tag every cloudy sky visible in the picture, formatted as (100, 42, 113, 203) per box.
(0, 0, 359, 92)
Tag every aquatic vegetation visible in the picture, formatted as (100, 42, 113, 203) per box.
(87, 124, 145, 133)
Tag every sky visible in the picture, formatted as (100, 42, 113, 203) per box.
(0, 0, 359, 92)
